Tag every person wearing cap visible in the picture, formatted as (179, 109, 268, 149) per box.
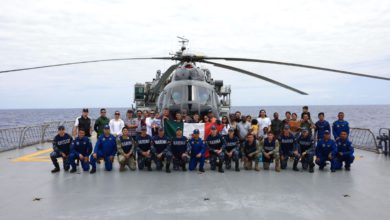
(94, 108, 110, 137)
(117, 127, 136, 171)
(69, 129, 93, 173)
(73, 108, 92, 137)
(296, 127, 315, 173)
(279, 125, 300, 171)
(151, 127, 172, 173)
(334, 131, 355, 171)
(124, 109, 138, 139)
(315, 130, 337, 172)
(259, 131, 280, 172)
(332, 112, 350, 140)
(170, 127, 189, 171)
(223, 127, 240, 171)
(90, 125, 117, 173)
(109, 111, 125, 137)
(135, 126, 153, 171)
(188, 129, 206, 172)
(242, 133, 261, 171)
(50, 125, 73, 173)
(206, 125, 226, 173)
(314, 112, 331, 141)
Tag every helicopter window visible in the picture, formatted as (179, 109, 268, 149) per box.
(170, 86, 186, 104)
(188, 85, 211, 105)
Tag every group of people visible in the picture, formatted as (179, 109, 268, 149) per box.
(50, 106, 355, 174)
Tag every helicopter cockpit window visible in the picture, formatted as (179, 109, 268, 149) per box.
(169, 86, 185, 104)
(188, 85, 211, 105)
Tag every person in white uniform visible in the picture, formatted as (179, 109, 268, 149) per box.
(109, 111, 125, 137)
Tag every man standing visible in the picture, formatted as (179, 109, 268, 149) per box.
(171, 127, 189, 171)
(335, 131, 355, 171)
(332, 112, 350, 140)
(282, 111, 292, 126)
(206, 125, 225, 173)
(271, 112, 283, 138)
(297, 128, 315, 173)
(90, 125, 117, 173)
(73, 108, 92, 137)
(260, 132, 280, 172)
(152, 128, 172, 173)
(237, 116, 250, 142)
(146, 111, 160, 137)
(50, 125, 73, 173)
(223, 128, 240, 172)
(315, 130, 337, 172)
(94, 108, 109, 137)
(135, 126, 153, 171)
(188, 129, 206, 173)
(242, 133, 260, 171)
(69, 129, 92, 173)
(124, 110, 138, 140)
(300, 113, 314, 136)
(279, 126, 300, 171)
(314, 112, 331, 141)
(109, 111, 125, 137)
(117, 127, 136, 171)
(301, 106, 311, 120)
(135, 110, 144, 136)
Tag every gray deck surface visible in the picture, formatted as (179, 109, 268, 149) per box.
(0, 143, 390, 220)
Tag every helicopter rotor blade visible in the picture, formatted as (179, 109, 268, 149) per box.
(203, 57, 390, 81)
(153, 63, 182, 93)
(201, 60, 309, 95)
(0, 57, 172, 74)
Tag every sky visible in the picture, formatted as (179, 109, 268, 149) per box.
(0, 0, 390, 109)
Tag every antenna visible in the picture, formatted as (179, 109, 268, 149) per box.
(177, 36, 189, 52)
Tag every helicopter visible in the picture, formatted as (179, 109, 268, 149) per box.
(1, 36, 389, 118)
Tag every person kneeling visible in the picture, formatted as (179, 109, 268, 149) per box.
(242, 133, 260, 171)
(188, 129, 206, 173)
(50, 125, 73, 173)
(260, 131, 281, 172)
(69, 129, 92, 173)
(152, 128, 173, 173)
(117, 127, 136, 171)
(136, 126, 153, 171)
(171, 127, 189, 171)
(90, 125, 117, 174)
(223, 128, 240, 171)
(315, 130, 337, 172)
(335, 131, 355, 171)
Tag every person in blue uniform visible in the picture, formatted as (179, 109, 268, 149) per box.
(260, 131, 281, 172)
(188, 129, 206, 173)
(90, 125, 117, 173)
(242, 133, 261, 171)
(332, 112, 350, 140)
(152, 127, 172, 173)
(223, 127, 240, 171)
(171, 127, 189, 171)
(279, 125, 299, 171)
(314, 112, 331, 141)
(135, 126, 153, 171)
(335, 131, 355, 171)
(297, 127, 315, 173)
(69, 129, 93, 173)
(206, 125, 226, 173)
(315, 130, 337, 172)
(50, 125, 73, 173)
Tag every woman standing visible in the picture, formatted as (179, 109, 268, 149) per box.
(257, 109, 271, 137)
(220, 116, 231, 137)
(288, 113, 301, 135)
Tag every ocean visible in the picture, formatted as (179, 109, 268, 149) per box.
(0, 105, 389, 135)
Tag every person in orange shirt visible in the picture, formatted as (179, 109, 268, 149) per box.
(288, 113, 301, 135)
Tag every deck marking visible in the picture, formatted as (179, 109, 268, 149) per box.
(13, 149, 52, 162)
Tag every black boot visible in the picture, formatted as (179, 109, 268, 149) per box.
(181, 163, 187, 171)
(51, 166, 60, 173)
(70, 168, 77, 173)
(90, 167, 96, 174)
(165, 163, 171, 173)
(293, 161, 299, 171)
(218, 162, 224, 173)
(235, 161, 240, 172)
(199, 167, 205, 173)
(309, 163, 314, 173)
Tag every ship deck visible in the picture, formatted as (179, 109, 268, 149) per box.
(0, 142, 389, 220)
